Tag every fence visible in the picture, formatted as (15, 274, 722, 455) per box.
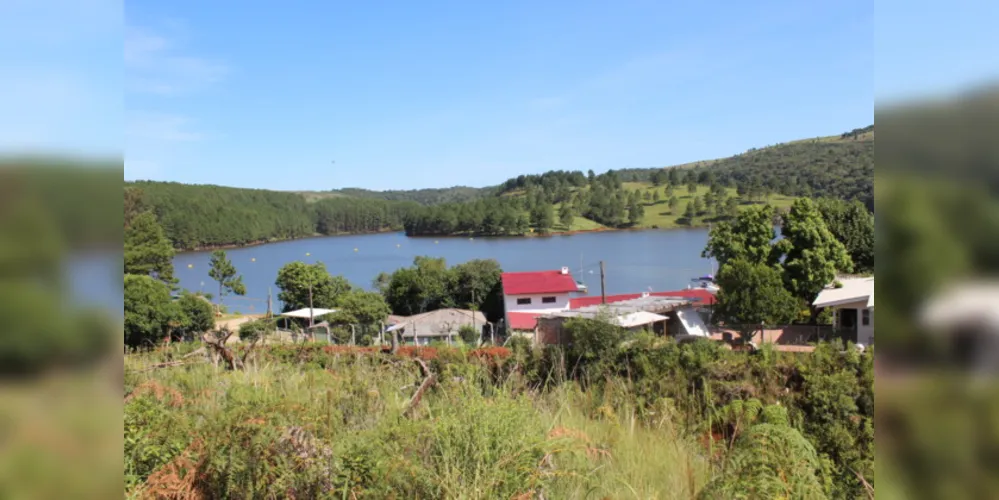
(248, 321, 502, 347)
(712, 324, 860, 347)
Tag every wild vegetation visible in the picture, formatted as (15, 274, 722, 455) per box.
(703, 199, 861, 338)
(1, 160, 119, 374)
(124, 332, 873, 499)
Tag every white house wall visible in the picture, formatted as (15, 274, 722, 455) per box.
(503, 293, 572, 314)
(832, 299, 874, 346)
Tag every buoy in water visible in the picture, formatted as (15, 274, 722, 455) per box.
(306, 252, 311, 257)
(251, 258, 256, 262)
(354, 248, 358, 252)
(396, 244, 401, 248)
(434, 240, 439, 244)
(187, 264, 193, 268)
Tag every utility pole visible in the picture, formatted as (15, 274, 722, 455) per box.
(600, 260, 607, 304)
(308, 280, 314, 328)
(266, 287, 272, 318)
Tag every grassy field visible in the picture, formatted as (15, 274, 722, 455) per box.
(623, 182, 797, 230)
(124, 337, 873, 499)
(511, 181, 797, 233)
(124, 344, 712, 499)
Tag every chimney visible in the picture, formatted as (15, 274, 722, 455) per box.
(561, 266, 569, 275)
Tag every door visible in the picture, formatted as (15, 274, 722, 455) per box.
(838, 308, 858, 342)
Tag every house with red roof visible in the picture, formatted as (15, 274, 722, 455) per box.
(501, 267, 582, 334)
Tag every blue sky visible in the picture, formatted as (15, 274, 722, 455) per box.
(11, 1, 996, 190)
(122, 1, 877, 190)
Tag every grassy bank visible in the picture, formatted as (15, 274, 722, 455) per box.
(125, 338, 872, 499)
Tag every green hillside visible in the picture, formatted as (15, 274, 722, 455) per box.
(128, 125, 873, 245)
(613, 126, 873, 209)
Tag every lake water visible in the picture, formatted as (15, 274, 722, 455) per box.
(172, 229, 715, 313)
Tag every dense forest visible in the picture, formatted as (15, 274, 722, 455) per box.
(404, 169, 651, 236)
(129, 181, 421, 250)
(689, 136, 874, 210)
(130, 125, 874, 245)
(598, 128, 875, 209)
(308, 185, 494, 205)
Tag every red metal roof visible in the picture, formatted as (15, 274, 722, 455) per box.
(501, 270, 579, 296)
(507, 312, 542, 331)
(568, 289, 716, 309)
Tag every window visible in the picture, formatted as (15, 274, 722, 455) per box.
(542, 296, 557, 304)
(516, 298, 532, 305)
(862, 309, 870, 326)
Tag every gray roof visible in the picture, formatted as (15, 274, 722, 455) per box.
(387, 308, 486, 338)
(545, 295, 691, 321)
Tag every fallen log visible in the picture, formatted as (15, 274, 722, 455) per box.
(403, 358, 436, 417)
(202, 328, 242, 370)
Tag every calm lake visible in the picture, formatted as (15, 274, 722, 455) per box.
(173, 229, 715, 313)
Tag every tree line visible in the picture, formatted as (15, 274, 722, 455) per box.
(404, 169, 649, 235)
(128, 181, 422, 250)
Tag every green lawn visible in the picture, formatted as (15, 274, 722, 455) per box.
(551, 209, 605, 232)
(622, 182, 796, 229)
(506, 182, 799, 232)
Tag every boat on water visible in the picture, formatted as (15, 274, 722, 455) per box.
(688, 274, 720, 293)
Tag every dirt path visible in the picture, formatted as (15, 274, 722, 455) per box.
(215, 315, 265, 343)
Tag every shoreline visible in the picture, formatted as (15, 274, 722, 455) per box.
(175, 228, 401, 254)
(175, 224, 715, 253)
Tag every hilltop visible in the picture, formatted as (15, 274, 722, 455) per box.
(126, 125, 873, 247)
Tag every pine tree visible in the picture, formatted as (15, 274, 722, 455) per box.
(694, 196, 705, 215)
(687, 181, 697, 195)
(208, 250, 247, 309)
(668, 196, 679, 214)
(124, 212, 176, 286)
(530, 203, 555, 233)
(652, 191, 661, 203)
(558, 203, 575, 229)
(683, 202, 696, 225)
(628, 198, 645, 226)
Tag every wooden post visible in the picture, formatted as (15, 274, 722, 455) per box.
(600, 261, 607, 304)
(308, 281, 314, 328)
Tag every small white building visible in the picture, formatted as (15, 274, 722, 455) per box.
(384, 308, 487, 346)
(812, 277, 874, 345)
(501, 267, 582, 333)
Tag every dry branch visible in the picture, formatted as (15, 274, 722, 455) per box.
(202, 328, 242, 370)
(404, 358, 436, 417)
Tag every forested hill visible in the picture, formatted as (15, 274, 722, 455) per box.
(610, 126, 874, 209)
(127, 181, 419, 250)
(128, 125, 873, 247)
(688, 127, 874, 209)
(299, 185, 495, 205)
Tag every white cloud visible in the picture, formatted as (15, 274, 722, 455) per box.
(125, 24, 228, 95)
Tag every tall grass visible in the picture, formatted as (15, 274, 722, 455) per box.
(125, 345, 711, 499)
(125, 340, 872, 498)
